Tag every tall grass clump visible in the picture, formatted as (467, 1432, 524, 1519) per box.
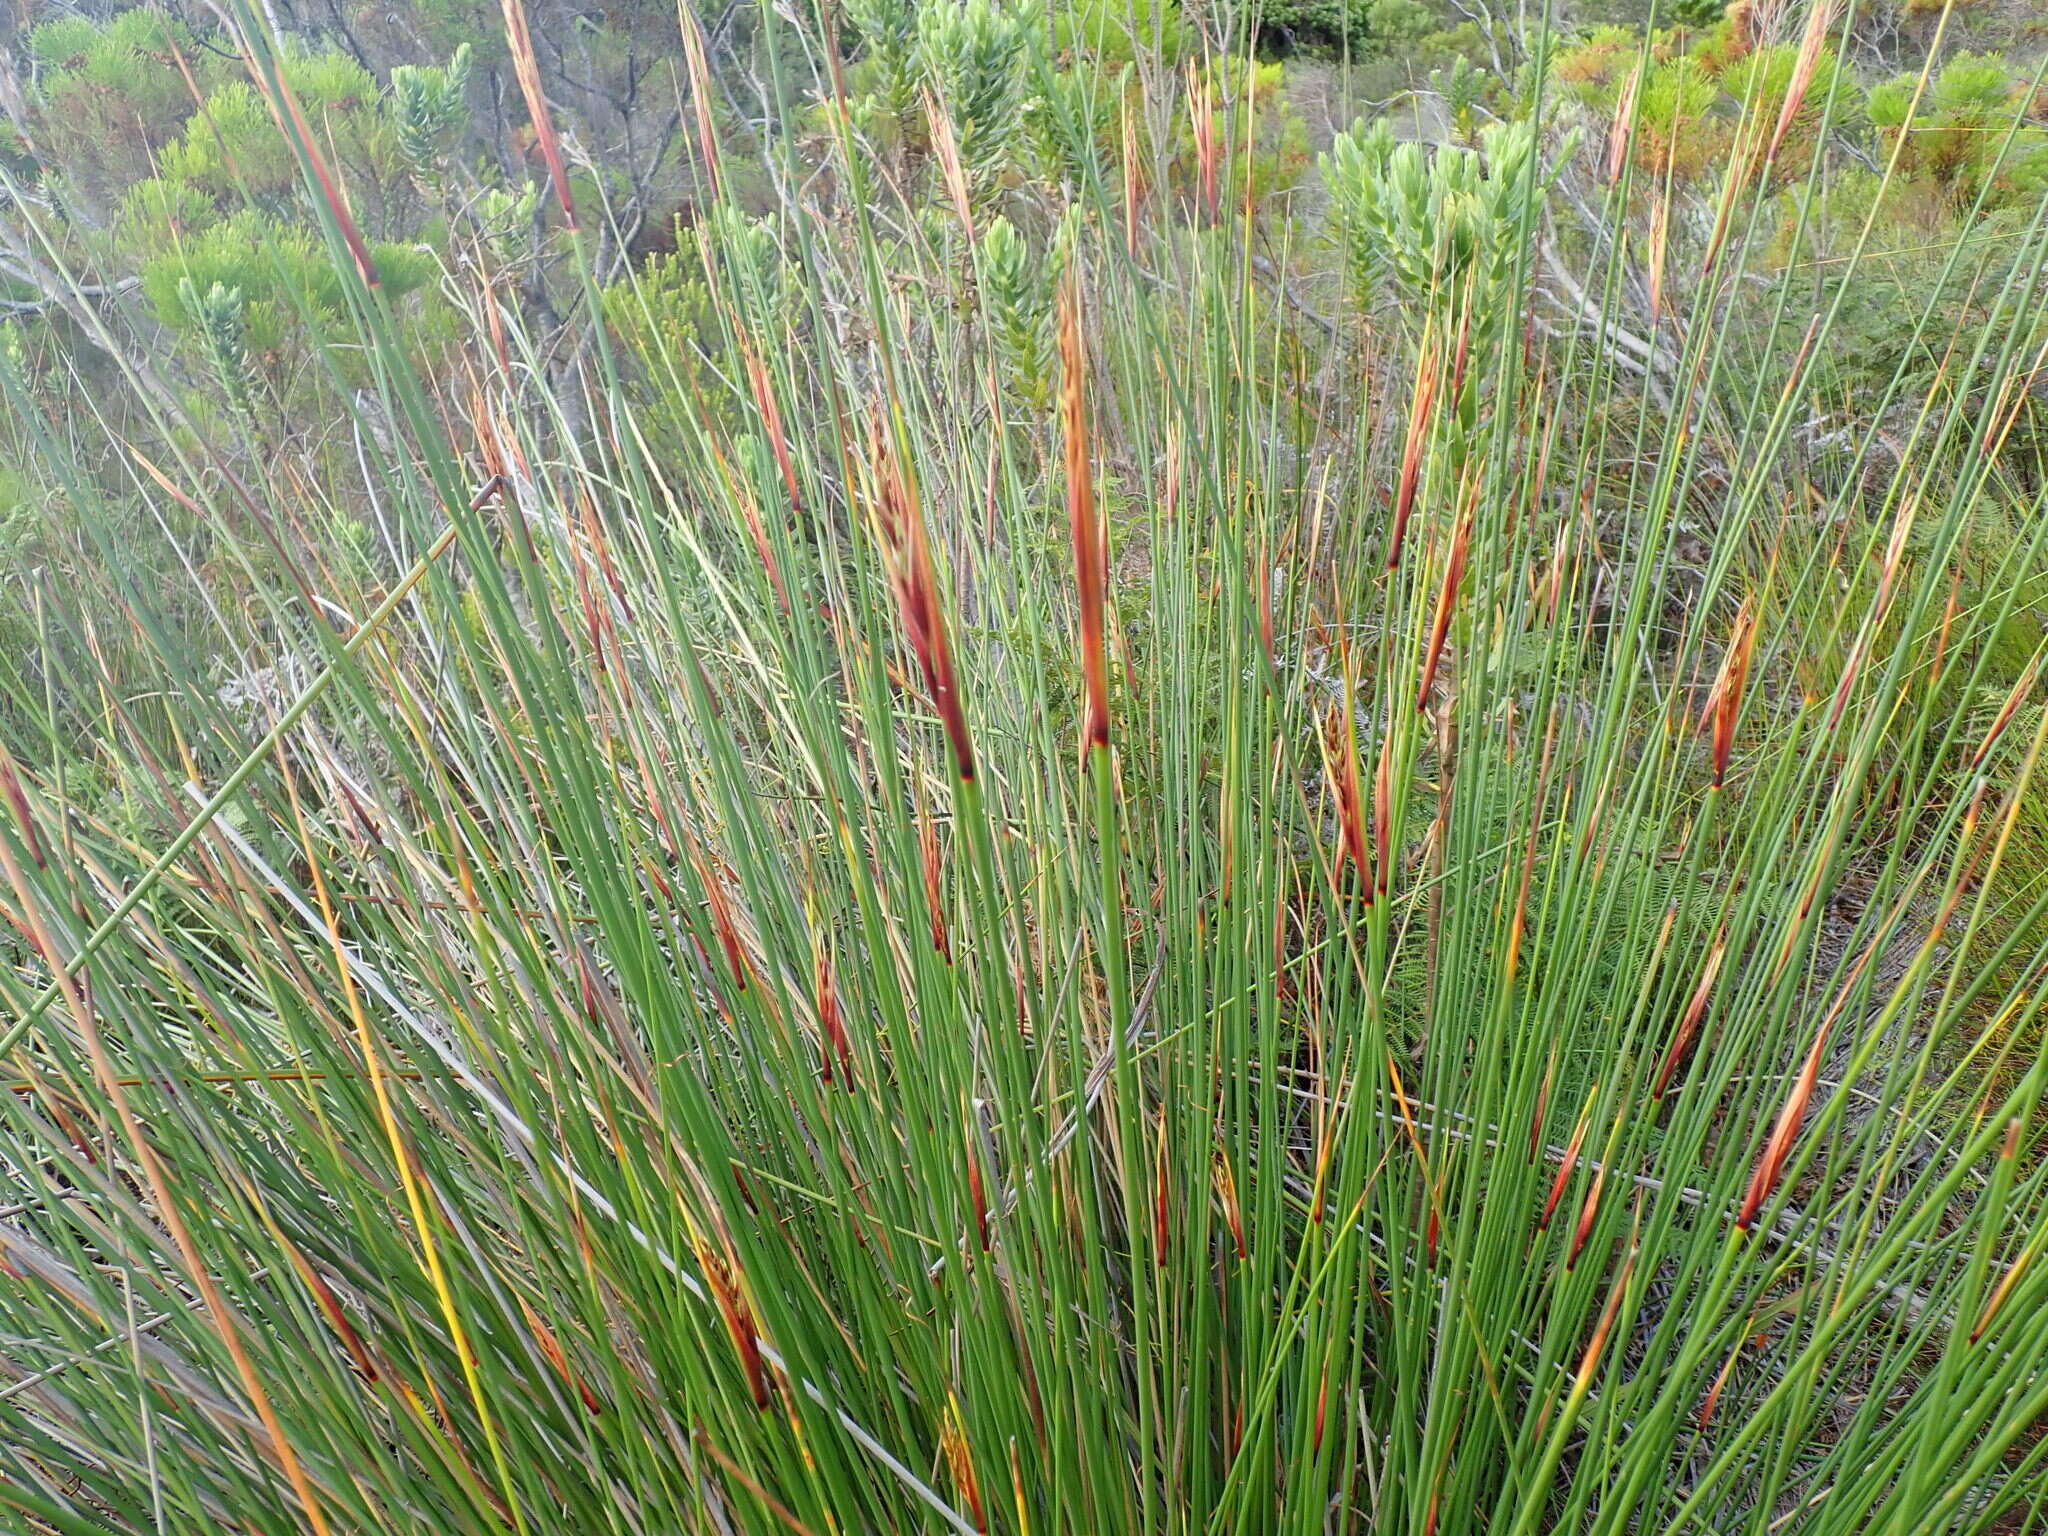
(2, 1, 2048, 1532)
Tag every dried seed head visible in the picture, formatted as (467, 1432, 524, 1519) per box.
(1186, 62, 1219, 222)
(1319, 704, 1371, 893)
(1607, 62, 1642, 185)
(502, 0, 578, 226)
(1767, 1, 1839, 167)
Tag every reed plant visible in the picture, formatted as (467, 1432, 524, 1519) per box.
(1, 2, 2047, 1532)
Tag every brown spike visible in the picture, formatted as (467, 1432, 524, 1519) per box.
(1565, 1166, 1606, 1271)
(1417, 492, 1475, 712)
(257, 61, 379, 285)
(1373, 733, 1394, 902)
(1528, 1056, 1555, 1164)
(1737, 1015, 1833, 1230)
(1153, 1114, 1170, 1266)
(516, 1292, 603, 1415)
(741, 336, 804, 528)
(298, 1256, 379, 1385)
(1696, 1341, 1741, 1429)
(699, 1241, 770, 1409)
(870, 417, 976, 781)
(1215, 1148, 1247, 1261)
(966, 1128, 990, 1253)
(1319, 704, 1371, 894)
(941, 1395, 987, 1532)
(919, 804, 953, 960)
(0, 752, 44, 869)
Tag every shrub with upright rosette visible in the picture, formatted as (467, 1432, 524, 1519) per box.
(1321, 117, 1554, 331)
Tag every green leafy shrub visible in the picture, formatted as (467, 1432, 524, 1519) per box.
(1255, 0, 1434, 55)
(1868, 52, 2048, 206)
(23, 9, 205, 204)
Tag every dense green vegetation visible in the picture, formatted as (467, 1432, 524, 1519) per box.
(2, 0, 2048, 1531)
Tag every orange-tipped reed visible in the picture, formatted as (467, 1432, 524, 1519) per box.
(1565, 1166, 1606, 1270)
(1572, 1244, 1637, 1392)
(1736, 1018, 1832, 1231)
(1539, 1098, 1595, 1231)
(870, 417, 976, 782)
(255, 59, 379, 286)
(1373, 734, 1394, 901)
(1389, 341, 1440, 570)
(966, 1130, 990, 1253)
(1970, 656, 2039, 770)
(1060, 281, 1111, 754)
(1969, 1119, 2028, 1343)
(699, 1241, 770, 1409)
(941, 1396, 988, 1532)
(678, 6, 721, 200)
